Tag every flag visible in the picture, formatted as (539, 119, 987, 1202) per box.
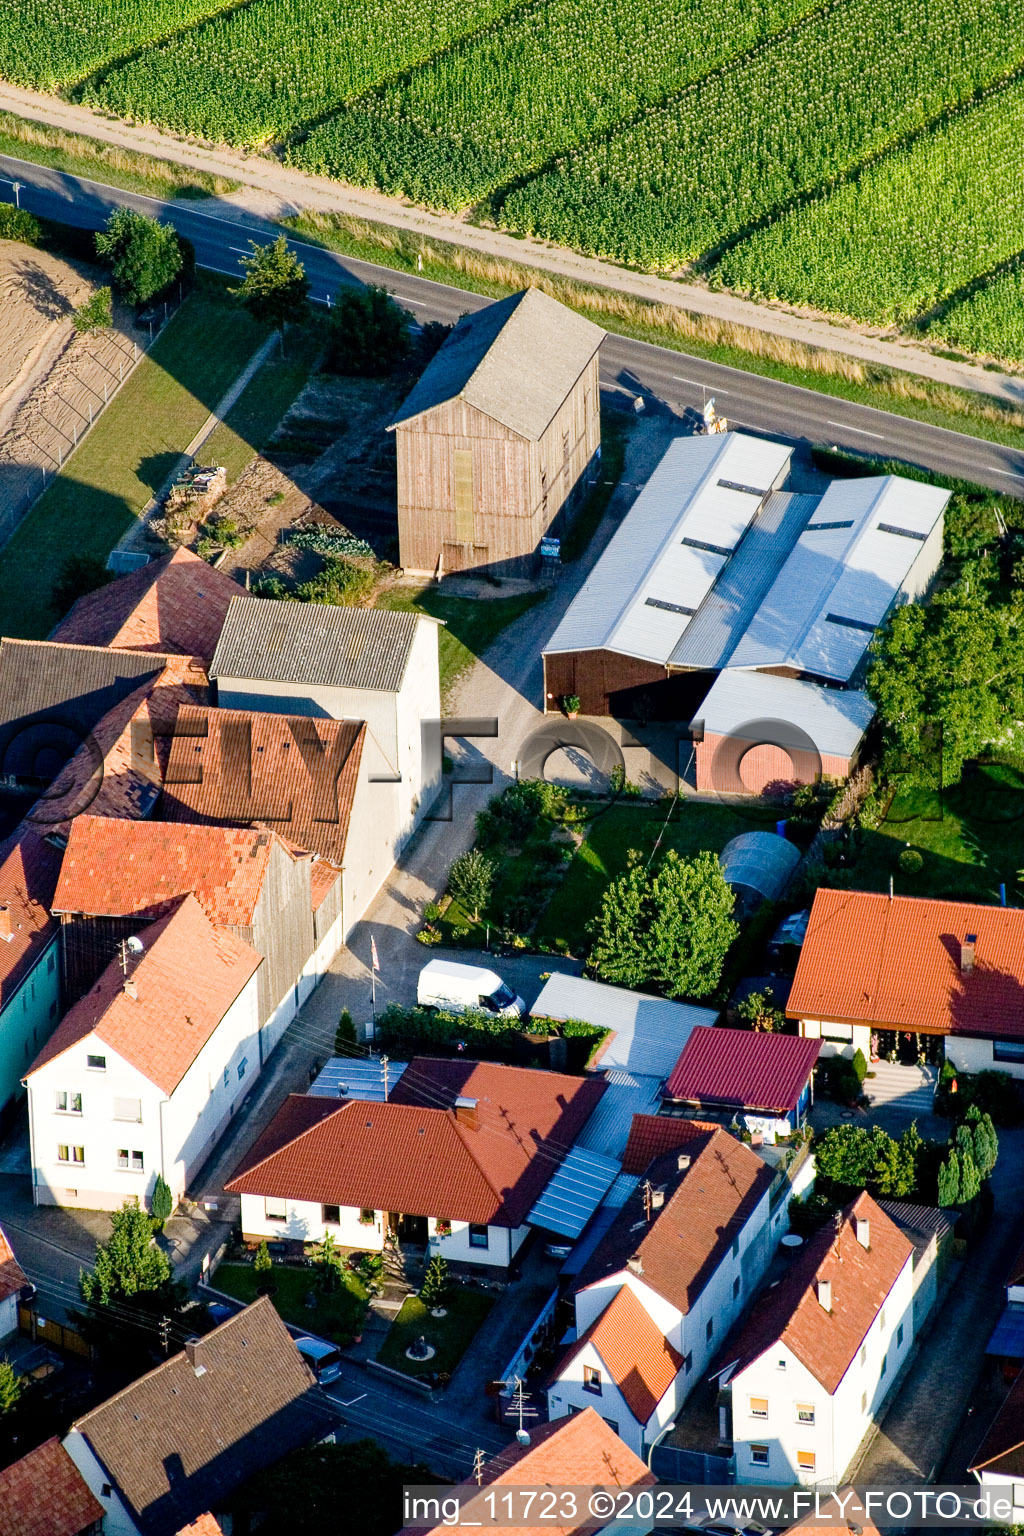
(370, 934, 380, 973)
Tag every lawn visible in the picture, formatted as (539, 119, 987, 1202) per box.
(848, 761, 1024, 904)
(435, 820, 563, 945)
(376, 1290, 493, 1378)
(214, 1260, 368, 1345)
(200, 325, 322, 482)
(534, 798, 762, 954)
(0, 284, 266, 639)
(378, 585, 544, 703)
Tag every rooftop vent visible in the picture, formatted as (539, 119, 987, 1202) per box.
(816, 1278, 832, 1313)
(455, 1095, 478, 1130)
(677, 1152, 692, 1173)
(854, 1214, 870, 1251)
(626, 1253, 644, 1277)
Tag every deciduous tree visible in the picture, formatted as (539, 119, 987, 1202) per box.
(73, 286, 113, 334)
(95, 209, 182, 305)
(234, 235, 309, 348)
(324, 284, 411, 376)
(447, 849, 495, 923)
(587, 850, 654, 990)
(650, 849, 738, 999)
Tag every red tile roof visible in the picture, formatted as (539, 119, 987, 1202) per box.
(162, 705, 364, 870)
(227, 1059, 605, 1227)
(554, 1284, 684, 1424)
(176, 1519, 223, 1536)
(620, 1113, 720, 1177)
(28, 894, 261, 1094)
(0, 823, 63, 1010)
(0, 1436, 104, 1536)
(970, 1368, 1024, 1477)
(787, 888, 1024, 1039)
(0, 1223, 28, 1305)
(730, 1192, 913, 1394)
(51, 547, 248, 661)
(575, 1125, 774, 1314)
(786, 1493, 881, 1536)
(408, 1409, 653, 1536)
(52, 816, 287, 928)
(665, 1025, 821, 1114)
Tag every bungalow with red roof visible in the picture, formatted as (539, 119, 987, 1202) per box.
(546, 1124, 775, 1456)
(0, 1222, 28, 1342)
(723, 1192, 913, 1486)
(970, 1367, 1024, 1508)
(226, 1058, 605, 1266)
(787, 888, 1024, 1074)
(663, 1025, 821, 1140)
(0, 1436, 104, 1536)
(24, 893, 262, 1210)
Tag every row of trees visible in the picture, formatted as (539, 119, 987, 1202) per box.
(811, 1104, 999, 1212)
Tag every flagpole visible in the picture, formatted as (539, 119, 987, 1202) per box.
(370, 932, 377, 1026)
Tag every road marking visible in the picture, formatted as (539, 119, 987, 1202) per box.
(827, 419, 885, 439)
(335, 1392, 368, 1407)
(390, 293, 427, 307)
(672, 376, 728, 393)
(988, 466, 1024, 482)
(228, 245, 256, 254)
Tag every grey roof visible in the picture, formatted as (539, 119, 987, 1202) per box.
(527, 1144, 620, 1238)
(542, 432, 793, 663)
(309, 1055, 409, 1102)
(729, 475, 948, 681)
(532, 973, 717, 1078)
(876, 1199, 953, 1240)
(720, 831, 801, 903)
(695, 669, 876, 760)
(670, 492, 818, 669)
(575, 1069, 664, 1162)
(389, 288, 603, 442)
(211, 597, 427, 693)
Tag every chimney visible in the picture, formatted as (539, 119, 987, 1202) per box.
(454, 1095, 478, 1130)
(961, 933, 977, 975)
(816, 1278, 832, 1313)
(626, 1253, 644, 1277)
(123, 978, 138, 1000)
(854, 1214, 870, 1250)
(676, 1152, 691, 1172)
(184, 1338, 206, 1377)
(650, 1187, 665, 1209)
(0, 905, 11, 942)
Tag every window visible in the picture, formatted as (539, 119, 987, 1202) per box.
(117, 1149, 144, 1171)
(777, 1359, 787, 1371)
(860, 1344, 868, 1367)
(749, 1397, 768, 1419)
(583, 1365, 602, 1395)
(56, 1091, 82, 1114)
(359, 1209, 376, 1225)
(706, 1318, 714, 1342)
(879, 1309, 886, 1331)
(131, 1150, 144, 1172)
(469, 1225, 489, 1249)
(86, 1054, 106, 1071)
(47, 951, 55, 973)
(237, 1056, 248, 1081)
(322, 1204, 341, 1226)
(58, 1145, 84, 1164)
(683, 1352, 693, 1375)
(117, 1149, 128, 1168)
(796, 1403, 815, 1425)
(265, 1197, 287, 1222)
(994, 1040, 1024, 1063)
(732, 1235, 740, 1258)
(881, 1352, 888, 1378)
(750, 1446, 769, 1467)
(797, 1450, 816, 1474)
(113, 1097, 141, 1122)
(822, 1024, 854, 1044)
(897, 1322, 904, 1348)
(602, 1418, 619, 1435)
(733, 1275, 741, 1300)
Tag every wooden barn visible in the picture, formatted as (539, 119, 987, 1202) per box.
(388, 288, 603, 577)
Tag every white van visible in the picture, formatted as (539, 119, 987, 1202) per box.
(417, 959, 525, 1019)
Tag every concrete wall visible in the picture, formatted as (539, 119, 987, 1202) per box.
(238, 1195, 522, 1268)
(63, 1430, 141, 1536)
(798, 1018, 873, 1061)
(0, 1290, 18, 1341)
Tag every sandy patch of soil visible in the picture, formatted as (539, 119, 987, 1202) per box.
(0, 239, 93, 439)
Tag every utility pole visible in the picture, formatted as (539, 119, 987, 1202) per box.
(381, 1054, 390, 1103)
(473, 1448, 486, 1486)
(159, 1315, 171, 1356)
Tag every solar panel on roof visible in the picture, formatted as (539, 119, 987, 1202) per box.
(825, 612, 876, 632)
(805, 520, 854, 532)
(717, 480, 768, 497)
(645, 597, 695, 616)
(681, 536, 734, 557)
(877, 522, 927, 541)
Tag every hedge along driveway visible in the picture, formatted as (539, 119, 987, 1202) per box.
(0, 283, 266, 640)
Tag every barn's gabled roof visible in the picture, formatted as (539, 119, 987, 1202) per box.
(211, 598, 427, 694)
(389, 288, 603, 442)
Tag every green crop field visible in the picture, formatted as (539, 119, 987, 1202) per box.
(4, 0, 1024, 355)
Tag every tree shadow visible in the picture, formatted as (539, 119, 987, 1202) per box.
(10, 256, 75, 323)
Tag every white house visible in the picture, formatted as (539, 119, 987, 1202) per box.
(0, 1223, 28, 1342)
(25, 894, 261, 1211)
(547, 1124, 776, 1454)
(725, 1192, 914, 1487)
(226, 1057, 605, 1265)
(210, 599, 443, 852)
(971, 1369, 1024, 1516)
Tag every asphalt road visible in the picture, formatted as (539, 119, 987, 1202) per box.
(4, 155, 1024, 493)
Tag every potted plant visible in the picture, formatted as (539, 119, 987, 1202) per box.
(434, 1219, 452, 1237)
(561, 694, 581, 720)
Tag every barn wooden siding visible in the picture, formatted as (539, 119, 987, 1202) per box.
(395, 354, 600, 576)
(543, 648, 668, 717)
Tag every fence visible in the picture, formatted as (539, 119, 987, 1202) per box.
(18, 1303, 94, 1361)
(649, 1444, 735, 1484)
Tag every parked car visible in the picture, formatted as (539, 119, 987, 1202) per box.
(417, 959, 525, 1018)
(294, 1335, 343, 1385)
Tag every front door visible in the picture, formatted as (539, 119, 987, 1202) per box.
(397, 1213, 429, 1246)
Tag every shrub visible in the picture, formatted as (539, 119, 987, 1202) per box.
(335, 1008, 357, 1053)
(420, 1255, 450, 1308)
(253, 1241, 272, 1277)
(324, 284, 412, 375)
(898, 848, 924, 874)
(0, 205, 40, 244)
(51, 553, 112, 617)
(852, 1048, 868, 1084)
(447, 849, 495, 921)
(561, 694, 581, 715)
(296, 554, 379, 606)
(73, 286, 113, 334)
(422, 901, 442, 923)
(150, 1173, 173, 1228)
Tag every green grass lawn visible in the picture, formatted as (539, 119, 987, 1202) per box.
(849, 761, 1024, 903)
(376, 1291, 493, 1378)
(0, 285, 267, 639)
(214, 1260, 368, 1345)
(201, 325, 322, 482)
(436, 821, 561, 944)
(534, 798, 762, 953)
(378, 585, 544, 702)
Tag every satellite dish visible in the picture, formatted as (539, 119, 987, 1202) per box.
(515, 1430, 530, 1447)
(126, 936, 145, 955)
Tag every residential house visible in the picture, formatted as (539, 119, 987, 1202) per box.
(0, 825, 63, 1137)
(547, 1124, 776, 1454)
(662, 1025, 821, 1140)
(176, 1520, 223, 1536)
(226, 1057, 605, 1265)
(51, 816, 315, 1058)
(875, 1199, 952, 1335)
(210, 598, 441, 849)
(161, 704, 388, 946)
(405, 1408, 654, 1536)
(25, 892, 261, 1210)
(389, 288, 604, 578)
(985, 1235, 1024, 1369)
(0, 1436, 104, 1536)
(0, 1222, 28, 1341)
(970, 1369, 1024, 1513)
(51, 546, 249, 661)
(787, 888, 1024, 1072)
(724, 1192, 914, 1487)
(63, 1297, 332, 1536)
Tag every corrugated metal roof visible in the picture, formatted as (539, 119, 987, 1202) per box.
(729, 475, 948, 681)
(574, 1071, 663, 1161)
(720, 831, 801, 901)
(542, 433, 792, 661)
(309, 1056, 409, 1102)
(532, 974, 717, 1077)
(694, 669, 876, 759)
(664, 1025, 820, 1114)
(527, 1144, 621, 1237)
(211, 598, 425, 693)
(389, 288, 603, 442)
(986, 1306, 1024, 1358)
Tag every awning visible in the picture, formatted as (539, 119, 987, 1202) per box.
(986, 1307, 1024, 1359)
(527, 1146, 620, 1239)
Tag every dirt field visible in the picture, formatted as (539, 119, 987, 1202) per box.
(0, 239, 93, 439)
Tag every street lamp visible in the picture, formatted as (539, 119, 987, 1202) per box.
(11, 182, 22, 208)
